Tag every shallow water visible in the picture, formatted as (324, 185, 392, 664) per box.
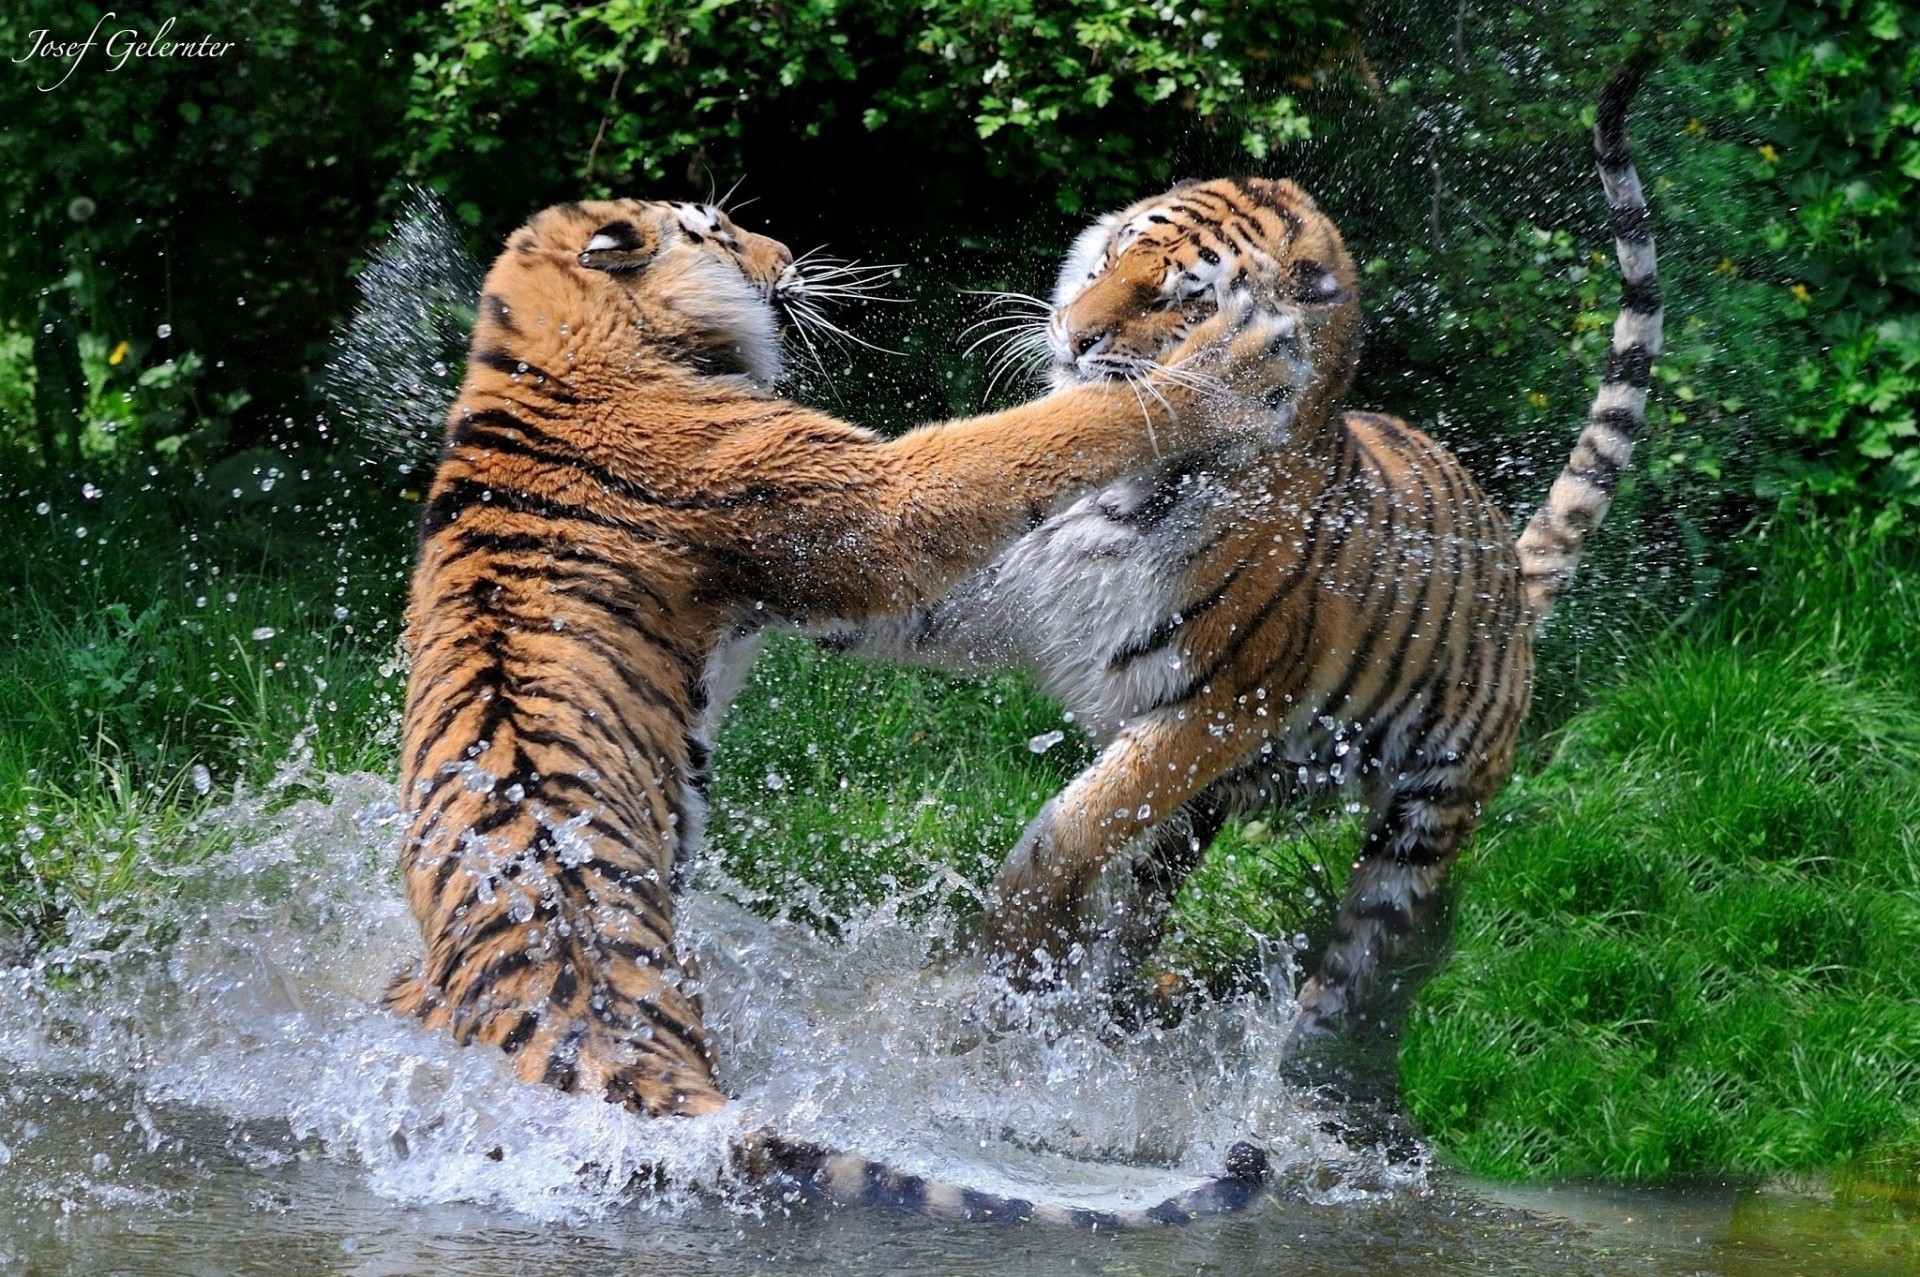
(1, 773, 1910, 1275)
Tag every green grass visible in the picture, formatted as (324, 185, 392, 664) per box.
(705, 634, 1090, 927)
(0, 477, 409, 942)
(1402, 523, 1920, 1185)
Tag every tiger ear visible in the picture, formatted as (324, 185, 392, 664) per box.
(579, 219, 660, 273)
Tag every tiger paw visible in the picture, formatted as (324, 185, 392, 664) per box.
(1155, 295, 1305, 437)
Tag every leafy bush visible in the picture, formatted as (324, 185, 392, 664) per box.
(0, 1, 408, 461)
(400, 0, 1357, 219)
(1745, 0, 1920, 520)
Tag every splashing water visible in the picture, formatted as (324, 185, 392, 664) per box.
(0, 766, 1424, 1231)
(323, 189, 480, 475)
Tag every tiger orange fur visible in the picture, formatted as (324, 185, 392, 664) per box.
(380, 195, 1289, 1218)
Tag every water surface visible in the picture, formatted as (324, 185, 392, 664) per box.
(1, 773, 1908, 1275)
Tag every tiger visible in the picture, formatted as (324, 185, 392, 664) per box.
(822, 60, 1662, 1037)
(382, 194, 1290, 1221)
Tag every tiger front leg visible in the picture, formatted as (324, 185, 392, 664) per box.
(983, 713, 1256, 989)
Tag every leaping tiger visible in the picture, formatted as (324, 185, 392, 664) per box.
(824, 61, 1663, 1036)
(383, 194, 1289, 1220)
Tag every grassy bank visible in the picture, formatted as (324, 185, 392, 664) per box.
(0, 478, 409, 943)
(1401, 524, 1920, 1186)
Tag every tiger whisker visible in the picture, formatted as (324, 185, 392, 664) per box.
(1120, 370, 1162, 456)
(716, 173, 750, 211)
(961, 288, 1053, 314)
(787, 300, 905, 357)
(980, 336, 1050, 404)
(962, 317, 1048, 359)
(1152, 363, 1232, 398)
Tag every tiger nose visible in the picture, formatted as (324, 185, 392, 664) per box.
(1068, 328, 1104, 358)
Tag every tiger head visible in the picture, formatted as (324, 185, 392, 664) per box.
(469, 199, 812, 389)
(1046, 177, 1361, 433)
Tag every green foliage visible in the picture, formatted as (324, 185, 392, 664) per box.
(402, 0, 1353, 219)
(1742, 0, 1920, 519)
(0, 1, 408, 461)
(706, 632, 1087, 928)
(0, 480, 413, 942)
(1402, 523, 1920, 1183)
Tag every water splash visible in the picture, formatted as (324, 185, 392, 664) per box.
(0, 768, 1426, 1228)
(323, 188, 480, 475)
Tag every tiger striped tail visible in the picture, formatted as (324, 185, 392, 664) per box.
(1515, 53, 1662, 620)
(741, 1132, 1271, 1229)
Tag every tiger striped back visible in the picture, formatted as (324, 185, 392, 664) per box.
(826, 70, 1660, 1036)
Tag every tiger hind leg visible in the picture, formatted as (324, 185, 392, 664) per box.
(387, 852, 730, 1117)
(1292, 770, 1489, 1037)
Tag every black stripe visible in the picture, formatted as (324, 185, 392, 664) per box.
(863, 1162, 928, 1212)
(1603, 343, 1655, 388)
(547, 959, 578, 1009)
(1106, 562, 1247, 673)
(960, 1188, 1035, 1223)
(1594, 50, 1653, 166)
(625, 994, 715, 1065)
(1618, 273, 1662, 316)
(1610, 201, 1653, 244)
(542, 1025, 583, 1091)
(468, 350, 581, 403)
(1591, 404, 1641, 438)
(498, 1011, 539, 1053)
(1568, 446, 1624, 490)
(481, 292, 518, 336)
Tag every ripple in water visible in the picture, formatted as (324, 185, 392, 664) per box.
(0, 770, 1426, 1225)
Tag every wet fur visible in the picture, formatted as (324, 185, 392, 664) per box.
(382, 195, 1289, 1220)
(827, 70, 1662, 1034)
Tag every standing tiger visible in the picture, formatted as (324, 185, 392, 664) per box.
(384, 194, 1287, 1219)
(825, 63, 1662, 1035)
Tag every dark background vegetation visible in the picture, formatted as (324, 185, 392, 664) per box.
(2, 0, 1916, 1185)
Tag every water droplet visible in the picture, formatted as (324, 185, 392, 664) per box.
(1028, 730, 1066, 754)
(190, 764, 213, 796)
(156, 323, 172, 339)
(764, 771, 786, 792)
(80, 483, 101, 500)
(35, 501, 49, 515)
(251, 626, 278, 642)
(73, 526, 88, 539)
